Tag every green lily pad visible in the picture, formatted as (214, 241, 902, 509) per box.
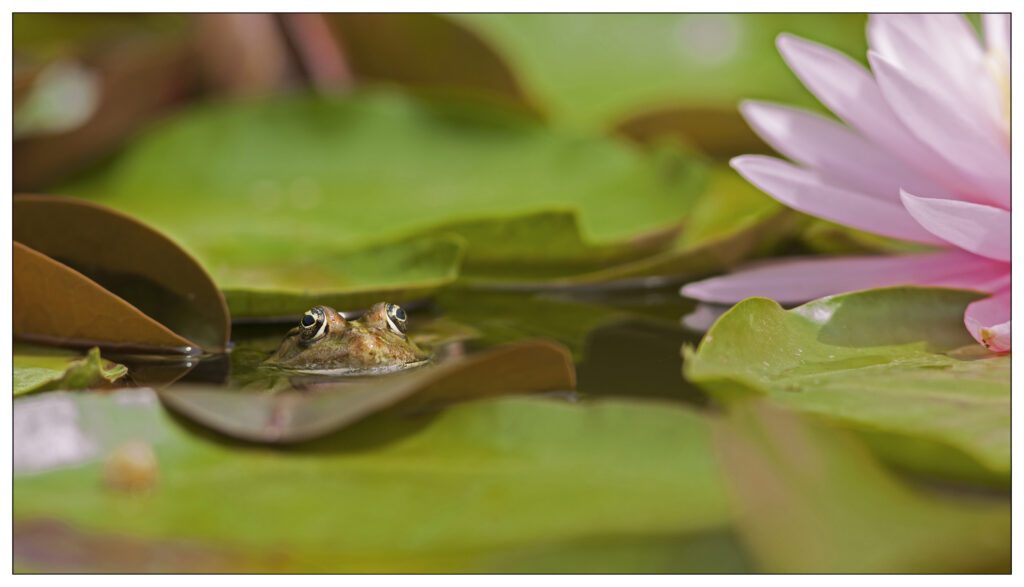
(14, 389, 730, 572)
(452, 14, 868, 130)
(14, 345, 127, 396)
(218, 235, 464, 318)
(65, 90, 704, 316)
(714, 403, 1009, 572)
(685, 287, 1010, 482)
(463, 167, 793, 287)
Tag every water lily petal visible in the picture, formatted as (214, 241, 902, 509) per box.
(964, 287, 1011, 352)
(868, 14, 1000, 135)
(871, 52, 1010, 207)
(900, 191, 1010, 262)
(731, 155, 945, 245)
(681, 250, 1006, 305)
(740, 101, 950, 200)
(983, 14, 1011, 55)
(775, 33, 976, 199)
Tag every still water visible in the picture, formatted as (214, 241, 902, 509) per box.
(108, 286, 714, 407)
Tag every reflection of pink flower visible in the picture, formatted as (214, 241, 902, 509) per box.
(682, 14, 1011, 352)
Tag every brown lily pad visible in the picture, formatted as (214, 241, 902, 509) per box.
(13, 195, 230, 353)
(158, 339, 576, 443)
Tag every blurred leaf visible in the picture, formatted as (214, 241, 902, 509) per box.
(328, 13, 535, 112)
(686, 288, 1010, 482)
(799, 219, 936, 255)
(192, 14, 297, 96)
(13, 346, 127, 397)
(14, 389, 730, 572)
(14, 17, 198, 191)
(159, 339, 576, 443)
(13, 195, 229, 353)
(452, 14, 868, 132)
(13, 14, 187, 61)
(713, 402, 1009, 572)
(475, 529, 751, 573)
(65, 90, 704, 314)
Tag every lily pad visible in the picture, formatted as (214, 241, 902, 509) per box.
(158, 339, 576, 443)
(464, 167, 794, 287)
(13, 195, 229, 352)
(685, 288, 1010, 481)
(13, 345, 127, 397)
(218, 235, 465, 319)
(713, 403, 1009, 572)
(14, 389, 731, 572)
(14, 242, 197, 353)
(65, 90, 704, 315)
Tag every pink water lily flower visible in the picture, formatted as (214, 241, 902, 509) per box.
(682, 14, 1011, 352)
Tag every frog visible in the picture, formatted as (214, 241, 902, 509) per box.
(263, 302, 430, 374)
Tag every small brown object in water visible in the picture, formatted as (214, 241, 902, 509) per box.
(102, 440, 158, 493)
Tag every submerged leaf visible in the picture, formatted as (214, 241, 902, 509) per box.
(158, 339, 576, 443)
(14, 195, 229, 352)
(14, 389, 730, 572)
(14, 346, 127, 396)
(686, 287, 1010, 482)
(713, 402, 1009, 572)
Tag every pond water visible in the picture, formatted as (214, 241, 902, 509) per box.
(107, 286, 713, 407)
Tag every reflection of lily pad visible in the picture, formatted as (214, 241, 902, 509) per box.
(14, 345, 127, 396)
(685, 288, 1010, 482)
(159, 339, 576, 443)
(714, 403, 1009, 572)
(66, 90, 704, 315)
(14, 389, 730, 572)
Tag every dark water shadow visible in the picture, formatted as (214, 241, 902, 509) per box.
(578, 319, 709, 406)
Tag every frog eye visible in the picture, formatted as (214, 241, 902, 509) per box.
(385, 303, 407, 335)
(299, 307, 328, 342)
